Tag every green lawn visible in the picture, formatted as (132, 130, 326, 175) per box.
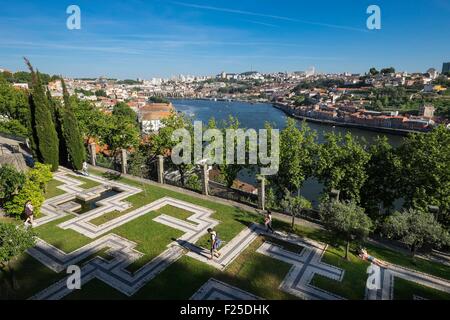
(156, 205, 194, 221)
(112, 213, 183, 273)
(3, 168, 450, 300)
(364, 242, 450, 281)
(44, 179, 66, 199)
(64, 235, 299, 300)
(310, 246, 369, 300)
(393, 277, 450, 300)
(89, 210, 126, 226)
(67, 174, 102, 190)
(34, 214, 93, 253)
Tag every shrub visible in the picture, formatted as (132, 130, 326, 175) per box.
(0, 165, 26, 202)
(3, 163, 52, 218)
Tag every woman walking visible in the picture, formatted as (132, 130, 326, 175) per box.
(24, 200, 35, 227)
(264, 211, 274, 233)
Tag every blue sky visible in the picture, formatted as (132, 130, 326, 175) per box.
(0, 0, 449, 78)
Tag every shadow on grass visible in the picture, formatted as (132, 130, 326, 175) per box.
(102, 171, 122, 181)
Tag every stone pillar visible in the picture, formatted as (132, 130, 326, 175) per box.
(121, 149, 128, 174)
(157, 155, 164, 184)
(330, 189, 340, 201)
(257, 175, 266, 211)
(200, 164, 209, 196)
(89, 143, 96, 166)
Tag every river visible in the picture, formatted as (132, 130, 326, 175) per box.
(172, 99, 404, 206)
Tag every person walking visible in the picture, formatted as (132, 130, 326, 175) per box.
(207, 228, 222, 260)
(24, 200, 35, 227)
(264, 210, 274, 233)
(82, 161, 89, 176)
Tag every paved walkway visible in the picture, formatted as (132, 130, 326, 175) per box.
(35, 169, 141, 228)
(190, 278, 262, 300)
(28, 169, 450, 300)
(256, 233, 345, 300)
(365, 263, 450, 300)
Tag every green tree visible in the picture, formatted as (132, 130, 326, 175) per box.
(361, 136, 401, 220)
(4, 163, 52, 218)
(105, 115, 140, 154)
(24, 58, 59, 171)
(0, 165, 26, 203)
(0, 119, 29, 138)
(0, 223, 36, 291)
(319, 200, 373, 260)
(208, 116, 248, 188)
(315, 132, 370, 203)
(149, 96, 170, 104)
(383, 208, 450, 257)
(397, 126, 450, 227)
(47, 88, 68, 167)
(380, 67, 395, 74)
(61, 78, 86, 170)
(72, 99, 110, 141)
(0, 77, 30, 124)
(127, 148, 148, 178)
(275, 119, 316, 194)
(112, 102, 139, 129)
(280, 191, 312, 230)
(95, 89, 107, 97)
(369, 67, 379, 76)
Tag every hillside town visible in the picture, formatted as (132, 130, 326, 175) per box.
(2, 63, 449, 134)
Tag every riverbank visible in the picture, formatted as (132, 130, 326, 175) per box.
(273, 103, 421, 137)
(172, 97, 269, 104)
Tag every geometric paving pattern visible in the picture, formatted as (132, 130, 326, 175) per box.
(190, 278, 262, 300)
(36, 170, 141, 231)
(365, 263, 450, 300)
(256, 236, 345, 300)
(27, 169, 450, 300)
(28, 233, 184, 299)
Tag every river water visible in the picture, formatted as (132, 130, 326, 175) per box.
(172, 99, 404, 205)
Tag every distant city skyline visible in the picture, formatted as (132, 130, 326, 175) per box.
(0, 0, 449, 78)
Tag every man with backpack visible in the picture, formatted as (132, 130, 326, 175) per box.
(207, 228, 222, 260)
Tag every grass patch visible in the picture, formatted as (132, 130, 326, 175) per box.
(310, 246, 369, 300)
(34, 215, 93, 253)
(89, 210, 127, 226)
(157, 205, 193, 221)
(44, 179, 66, 199)
(67, 174, 102, 190)
(63, 235, 298, 300)
(64, 278, 127, 300)
(9, 167, 449, 300)
(364, 243, 450, 281)
(393, 277, 450, 300)
(217, 236, 298, 299)
(0, 253, 67, 300)
(112, 213, 183, 273)
(273, 218, 450, 282)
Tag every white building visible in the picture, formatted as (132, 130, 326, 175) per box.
(12, 83, 29, 90)
(138, 103, 174, 134)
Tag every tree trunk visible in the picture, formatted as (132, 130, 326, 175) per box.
(179, 168, 185, 187)
(291, 213, 295, 230)
(345, 240, 350, 260)
(411, 244, 416, 259)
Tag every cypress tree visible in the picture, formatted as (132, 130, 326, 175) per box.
(24, 57, 59, 171)
(61, 78, 86, 170)
(47, 88, 68, 167)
